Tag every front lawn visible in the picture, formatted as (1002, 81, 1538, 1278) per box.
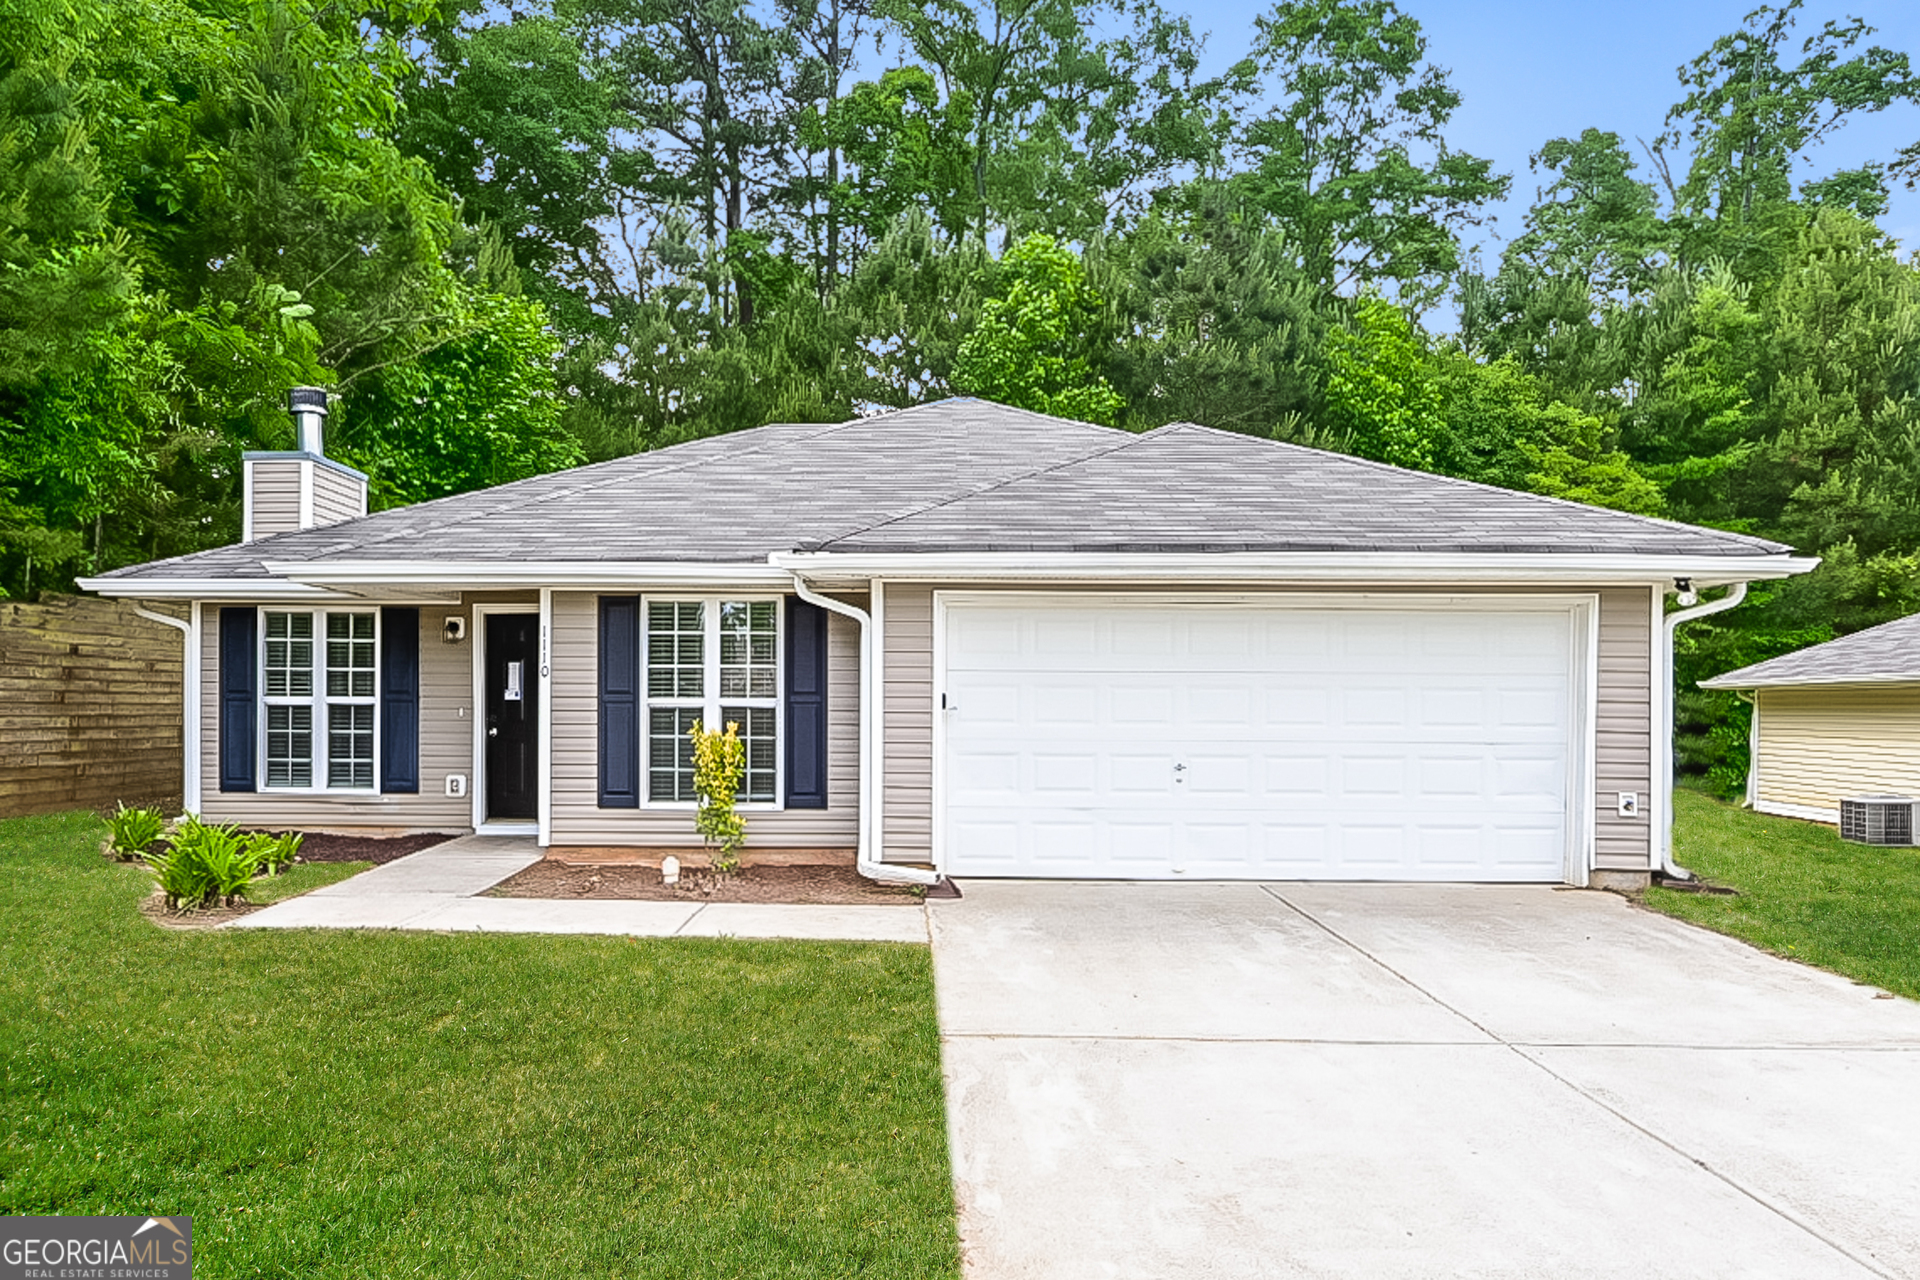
(1647, 789, 1920, 1000)
(245, 858, 372, 904)
(0, 810, 959, 1278)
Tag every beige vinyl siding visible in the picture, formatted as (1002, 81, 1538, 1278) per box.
(547, 591, 861, 848)
(1593, 586, 1653, 870)
(878, 583, 1657, 872)
(310, 462, 366, 527)
(198, 604, 474, 832)
(1753, 685, 1920, 816)
(247, 460, 303, 540)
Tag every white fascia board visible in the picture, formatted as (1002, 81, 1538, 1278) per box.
(1700, 672, 1920, 691)
(263, 560, 795, 589)
(76, 576, 346, 600)
(770, 551, 1819, 586)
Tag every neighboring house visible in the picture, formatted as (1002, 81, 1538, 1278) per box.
(1702, 613, 1920, 823)
(82, 393, 1814, 888)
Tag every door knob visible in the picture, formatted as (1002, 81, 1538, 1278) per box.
(488, 726, 499, 737)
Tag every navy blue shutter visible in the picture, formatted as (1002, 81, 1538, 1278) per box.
(598, 596, 640, 807)
(784, 596, 829, 809)
(218, 607, 257, 792)
(380, 607, 420, 793)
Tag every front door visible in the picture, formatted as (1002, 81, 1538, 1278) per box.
(485, 612, 539, 821)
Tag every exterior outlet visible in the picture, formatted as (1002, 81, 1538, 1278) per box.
(445, 774, 468, 799)
(240, 386, 368, 542)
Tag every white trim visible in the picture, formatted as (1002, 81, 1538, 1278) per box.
(635, 594, 785, 812)
(132, 602, 201, 817)
(929, 589, 1600, 885)
(538, 588, 553, 848)
(1573, 595, 1600, 887)
(1701, 671, 1920, 690)
(241, 459, 256, 544)
(79, 578, 349, 600)
(775, 551, 1816, 587)
(872, 578, 886, 864)
(1753, 798, 1840, 825)
(471, 603, 543, 836)
(256, 606, 381, 795)
(297, 457, 314, 531)
(1742, 690, 1759, 808)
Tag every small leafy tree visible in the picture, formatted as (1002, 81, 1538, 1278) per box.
(1323, 294, 1439, 470)
(689, 719, 747, 873)
(953, 234, 1124, 425)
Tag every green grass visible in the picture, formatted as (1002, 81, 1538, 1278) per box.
(245, 859, 372, 905)
(1647, 789, 1920, 1000)
(0, 810, 959, 1278)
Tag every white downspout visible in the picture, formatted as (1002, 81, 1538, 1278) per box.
(1657, 582, 1748, 879)
(790, 576, 940, 886)
(133, 601, 201, 817)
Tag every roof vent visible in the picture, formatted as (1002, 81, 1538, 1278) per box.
(289, 386, 329, 455)
(1840, 796, 1915, 846)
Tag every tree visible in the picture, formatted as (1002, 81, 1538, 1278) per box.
(1662, 0, 1919, 280)
(953, 233, 1122, 423)
(1321, 295, 1436, 469)
(1219, 0, 1507, 310)
(1504, 129, 1667, 298)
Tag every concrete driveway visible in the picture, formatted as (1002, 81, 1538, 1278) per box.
(929, 882, 1920, 1279)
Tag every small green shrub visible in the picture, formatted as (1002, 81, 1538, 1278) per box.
(245, 830, 303, 876)
(146, 818, 261, 910)
(105, 804, 167, 861)
(689, 719, 747, 874)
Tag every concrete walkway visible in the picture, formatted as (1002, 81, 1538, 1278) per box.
(230, 836, 928, 943)
(930, 881, 1920, 1279)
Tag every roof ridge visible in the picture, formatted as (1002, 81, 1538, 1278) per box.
(275, 417, 864, 564)
(803, 424, 1153, 551)
(1149, 421, 1787, 554)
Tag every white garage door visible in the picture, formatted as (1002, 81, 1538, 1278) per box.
(938, 597, 1584, 881)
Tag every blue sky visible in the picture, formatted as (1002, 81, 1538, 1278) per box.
(1177, 0, 1920, 257)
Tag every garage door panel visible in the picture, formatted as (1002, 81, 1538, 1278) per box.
(940, 600, 1578, 881)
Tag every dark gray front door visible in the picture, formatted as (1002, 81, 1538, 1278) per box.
(485, 613, 538, 821)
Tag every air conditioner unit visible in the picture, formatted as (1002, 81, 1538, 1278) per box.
(1840, 796, 1916, 846)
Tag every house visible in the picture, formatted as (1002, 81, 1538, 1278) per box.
(81, 392, 1814, 888)
(1701, 613, 1920, 823)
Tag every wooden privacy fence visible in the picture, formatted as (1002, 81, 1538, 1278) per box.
(0, 594, 184, 817)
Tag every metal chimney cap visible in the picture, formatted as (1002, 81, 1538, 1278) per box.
(288, 386, 330, 415)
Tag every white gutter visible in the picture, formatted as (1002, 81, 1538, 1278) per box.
(1656, 582, 1749, 880)
(773, 550, 1815, 587)
(133, 602, 201, 817)
(79, 577, 342, 600)
(789, 575, 940, 887)
(265, 560, 796, 588)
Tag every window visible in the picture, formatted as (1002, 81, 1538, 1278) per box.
(644, 599, 780, 804)
(260, 609, 378, 790)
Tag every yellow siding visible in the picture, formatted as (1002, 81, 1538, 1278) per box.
(1754, 685, 1920, 815)
(878, 584, 1656, 871)
(547, 591, 861, 848)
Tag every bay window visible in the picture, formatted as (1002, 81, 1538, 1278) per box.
(645, 598, 780, 804)
(260, 609, 378, 790)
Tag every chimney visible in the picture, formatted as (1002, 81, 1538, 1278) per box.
(240, 386, 369, 542)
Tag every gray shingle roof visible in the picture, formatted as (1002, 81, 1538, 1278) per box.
(96, 399, 1791, 584)
(1702, 613, 1920, 688)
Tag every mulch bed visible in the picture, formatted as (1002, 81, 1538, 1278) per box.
(248, 831, 456, 865)
(488, 861, 923, 906)
(138, 891, 261, 931)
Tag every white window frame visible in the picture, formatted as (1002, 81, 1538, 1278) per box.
(257, 606, 382, 794)
(639, 595, 784, 810)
